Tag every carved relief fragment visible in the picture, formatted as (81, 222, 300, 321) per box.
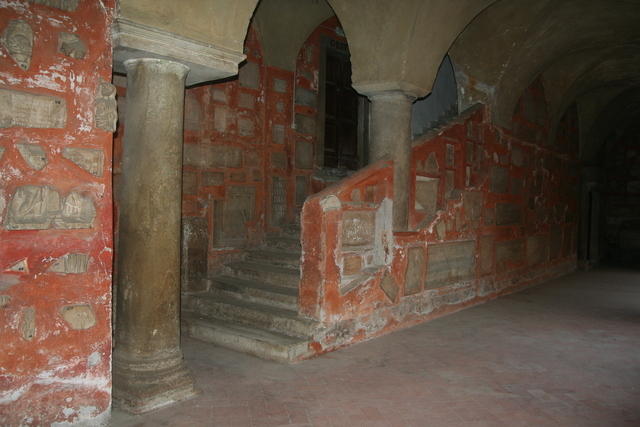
(0, 89, 66, 129)
(1, 20, 33, 70)
(62, 147, 104, 176)
(60, 304, 95, 330)
(95, 80, 117, 132)
(16, 143, 47, 170)
(28, 0, 79, 11)
(58, 32, 86, 59)
(4, 186, 96, 230)
(48, 253, 88, 274)
(20, 307, 36, 341)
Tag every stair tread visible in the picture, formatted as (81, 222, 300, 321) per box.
(189, 292, 316, 325)
(227, 260, 299, 275)
(185, 313, 308, 346)
(211, 275, 298, 296)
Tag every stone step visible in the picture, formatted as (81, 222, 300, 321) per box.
(184, 314, 312, 363)
(264, 235, 301, 251)
(247, 249, 301, 268)
(224, 261, 299, 288)
(209, 275, 298, 311)
(186, 293, 318, 338)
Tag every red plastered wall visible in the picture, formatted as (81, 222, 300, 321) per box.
(0, 1, 114, 425)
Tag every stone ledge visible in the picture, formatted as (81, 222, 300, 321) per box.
(112, 18, 246, 86)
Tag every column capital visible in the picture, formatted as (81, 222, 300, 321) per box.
(352, 81, 423, 101)
(123, 57, 190, 80)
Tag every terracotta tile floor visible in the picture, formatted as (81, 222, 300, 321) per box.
(111, 267, 640, 426)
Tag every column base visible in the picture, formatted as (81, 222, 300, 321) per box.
(113, 350, 197, 414)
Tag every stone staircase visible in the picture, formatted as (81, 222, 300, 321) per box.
(182, 226, 320, 362)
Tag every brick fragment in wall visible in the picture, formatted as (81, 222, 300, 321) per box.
(183, 144, 242, 168)
(379, 271, 398, 302)
(62, 147, 104, 177)
(60, 304, 96, 330)
(0, 88, 66, 128)
(527, 234, 549, 266)
(342, 254, 362, 276)
(295, 114, 315, 135)
(202, 171, 224, 186)
(20, 307, 35, 341)
(4, 186, 95, 230)
(273, 78, 287, 93)
(495, 203, 522, 226)
(295, 87, 317, 108)
(490, 166, 510, 193)
(404, 247, 425, 295)
(239, 62, 260, 89)
(271, 151, 287, 169)
(425, 240, 475, 289)
(272, 124, 285, 144)
(295, 140, 314, 169)
(495, 239, 525, 269)
(238, 92, 255, 110)
(48, 253, 89, 274)
(2, 20, 32, 70)
(342, 211, 375, 247)
(16, 143, 47, 170)
(58, 32, 86, 59)
(415, 177, 438, 218)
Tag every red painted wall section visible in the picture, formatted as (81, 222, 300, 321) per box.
(0, 1, 114, 425)
(300, 78, 580, 354)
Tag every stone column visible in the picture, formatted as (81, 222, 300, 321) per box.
(368, 91, 415, 231)
(113, 58, 196, 414)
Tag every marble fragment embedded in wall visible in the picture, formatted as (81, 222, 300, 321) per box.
(48, 253, 89, 274)
(7, 258, 29, 273)
(58, 32, 86, 59)
(0, 295, 11, 308)
(28, 0, 79, 11)
(0, 146, 5, 160)
(62, 147, 104, 176)
(94, 80, 117, 132)
(20, 307, 35, 341)
(4, 186, 61, 230)
(60, 304, 95, 330)
(1, 20, 33, 70)
(16, 142, 47, 170)
(342, 211, 375, 247)
(55, 192, 96, 229)
(379, 271, 398, 302)
(0, 89, 66, 129)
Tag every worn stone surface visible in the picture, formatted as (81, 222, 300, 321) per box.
(343, 254, 362, 276)
(271, 151, 287, 169)
(95, 80, 117, 132)
(271, 176, 286, 226)
(295, 113, 315, 135)
(495, 239, 525, 269)
(20, 307, 35, 341)
(28, 0, 79, 10)
(48, 253, 89, 274)
(379, 271, 399, 302)
(60, 304, 96, 330)
(425, 240, 475, 289)
(415, 176, 438, 217)
(295, 139, 314, 169)
(238, 62, 260, 89)
(2, 20, 32, 70)
(183, 144, 242, 168)
(490, 166, 510, 193)
(295, 87, 317, 107)
(404, 246, 425, 295)
(16, 143, 47, 170)
(58, 32, 86, 59)
(342, 210, 375, 247)
(527, 234, 549, 266)
(62, 147, 104, 176)
(495, 202, 522, 226)
(272, 124, 285, 144)
(0, 88, 66, 128)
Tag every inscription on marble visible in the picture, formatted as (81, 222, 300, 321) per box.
(62, 147, 104, 176)
(17, 143, 47, 170)
(58, 32, 86, 59)
(425, 240, 475, 289)
(271, 176, 286, 226)
(60, 304, 96, 330)
(2, 20, 32, 70)
(0, 89, 66, 129)
(415, 176, 439, 218)
(343, 254, 362, 276)
(95, 80, 117, 132)
(342, 211, 375, 247)
(48, 253, 89, 274)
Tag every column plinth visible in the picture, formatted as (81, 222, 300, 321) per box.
(113, 58, 196, 414)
